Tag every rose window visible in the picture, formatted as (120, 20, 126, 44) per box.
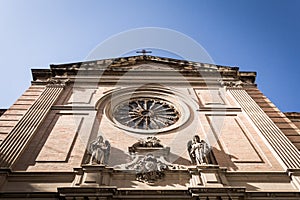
(113, 98, 179, 130)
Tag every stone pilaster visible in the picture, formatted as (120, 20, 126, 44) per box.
(0, 83, 65, 168)
(229, 88, 300, 169)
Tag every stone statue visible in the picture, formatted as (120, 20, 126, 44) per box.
(103, 140, 111, 165)
(89, 136, 110, 165)
(188, 135, 210, 165)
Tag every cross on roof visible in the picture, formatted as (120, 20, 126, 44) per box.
(136, 49, 152, 55)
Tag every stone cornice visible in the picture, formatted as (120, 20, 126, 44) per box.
(31, 56, 256, 86)
(285, 112, 300, 121)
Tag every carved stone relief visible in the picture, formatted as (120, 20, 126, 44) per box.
(46, 78, 70, 86)
(219, 79, 252, 88)
(131, 154, 168, 184)
(115, 137, 185, 184)
(129, 136, 164, 154)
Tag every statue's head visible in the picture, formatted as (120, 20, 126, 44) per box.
(97, 135, 104, 142)
(193, 135, 200, 143)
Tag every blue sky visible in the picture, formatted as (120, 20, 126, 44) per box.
(0, 0, 299, 112)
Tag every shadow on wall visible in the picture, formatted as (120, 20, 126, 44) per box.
(12, 112, 61, 171)
(84, 146, 219, 167)
(83, 146, 132, 166)
(212, 147, 238, 171)
(81, 134, 240, 172)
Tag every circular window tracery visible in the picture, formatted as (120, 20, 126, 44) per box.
(113, 98, 179, 130)
(102, 88, 191, 134)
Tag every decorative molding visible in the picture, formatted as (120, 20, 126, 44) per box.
(115, 137, 186, 184)
(32, 56, 256, 87)
(189, 186, 246, 200)
(219, 80, 254, 88)
(198, 107, 241, 112)
(115, 153, 173, 183)
(51, 105, 95, 111)
(189, 186, 246, 193)
(132, 154, 168, 184)
(129, 137, 164, 154)
(46, 78, 70, 86)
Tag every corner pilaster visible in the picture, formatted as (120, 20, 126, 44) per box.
(0, 80, 67, 169)
(229, 87, 300, 169)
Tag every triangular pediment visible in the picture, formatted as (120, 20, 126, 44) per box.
(32, 55, 256, 84)
(49, 55, 232, 72)
(105, 55, 223, 72)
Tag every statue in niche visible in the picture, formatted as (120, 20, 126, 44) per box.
(188, 135, 211, 165)
(88, 136, 110, 165)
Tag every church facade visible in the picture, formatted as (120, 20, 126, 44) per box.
(0, 55, 300, 199)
